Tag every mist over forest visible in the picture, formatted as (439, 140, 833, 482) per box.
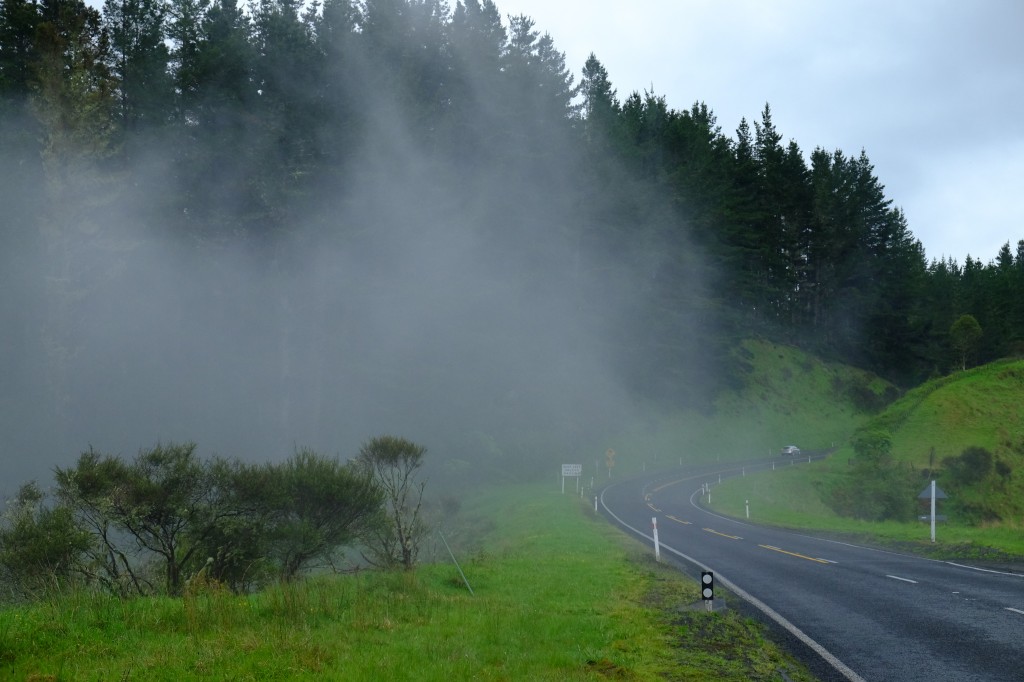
(1, 0, 1022, 493)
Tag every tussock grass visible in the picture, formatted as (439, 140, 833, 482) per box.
(0, 485, 816, 680)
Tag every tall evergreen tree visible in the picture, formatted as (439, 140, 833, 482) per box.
(447, 0, 506, 163)
(102, 0, 173, 137)
(171, 0, 255, 235)
(579, 52, 617, 145)
(0, 0, 41, 103)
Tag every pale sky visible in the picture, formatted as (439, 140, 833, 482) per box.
(498, 0, 1024, 264)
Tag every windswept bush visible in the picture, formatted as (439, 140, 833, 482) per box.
(48, 442, 388, 597)
(0, 482, 92, 601)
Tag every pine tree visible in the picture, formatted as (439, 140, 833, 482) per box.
(0, 0, 42, 103)
(103, 0, 173, 137)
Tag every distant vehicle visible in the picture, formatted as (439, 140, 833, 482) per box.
(781, 445, 801, 456)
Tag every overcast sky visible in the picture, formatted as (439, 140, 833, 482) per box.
(499, 0, 1023, 263)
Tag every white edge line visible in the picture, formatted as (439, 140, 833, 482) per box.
(1006, 607, 1024, 615)
(600, 483, 867, 682)
(946, 562, 1024, 578)
(885, 575, 918, 584)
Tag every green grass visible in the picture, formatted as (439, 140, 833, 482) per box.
(0, 485, 817, 681)
(709, 457, 1024, 559)
(605, 339, 888, 477)
(876, 359, 1024, 467)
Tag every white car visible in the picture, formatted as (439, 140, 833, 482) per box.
(781, 445, 801, 456)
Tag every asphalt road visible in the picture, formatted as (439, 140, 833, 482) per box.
(599, 460, 1024, 682)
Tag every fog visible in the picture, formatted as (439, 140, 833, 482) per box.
(0, 15, 714, 495)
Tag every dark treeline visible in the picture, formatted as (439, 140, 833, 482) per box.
(1, 0, 1022, 486)
(580, 79, 1024, 385)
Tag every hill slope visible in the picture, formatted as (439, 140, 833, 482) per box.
(609, 339, 895, 472)
(867, 359, 1024, 522)
(710, 357, 1024, 555)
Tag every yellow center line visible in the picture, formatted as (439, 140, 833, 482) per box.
(650, 476, 703, 492)
(703, 527, 743, 540)
(759, 544, 831, 564)
(666, 515, 692, 525)
(647, 503, 662, 512)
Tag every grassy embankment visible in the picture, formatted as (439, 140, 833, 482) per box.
(0, 485, 816, 681)
(708, 358, 1024, 558)
(605, 339, 891, 476)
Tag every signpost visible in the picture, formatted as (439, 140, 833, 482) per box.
(561, 463, 582, 493)
(918, 481, 948, 543)
(605, 448, 616, 478)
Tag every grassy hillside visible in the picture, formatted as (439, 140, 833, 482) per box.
(0, 485, 816, 681)
(873, 360, 1024, 466)
(710, 358, 1024, 557)
(607, 339, 893, 475)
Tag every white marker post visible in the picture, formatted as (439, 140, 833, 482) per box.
(651, 517, 661, 562)
(745, 499, 750, 519)
(930, 480, 937, 543)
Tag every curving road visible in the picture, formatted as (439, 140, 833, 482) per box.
(599, 460, 1024, 682)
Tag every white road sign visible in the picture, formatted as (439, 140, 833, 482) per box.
(562, 463, 582, 477)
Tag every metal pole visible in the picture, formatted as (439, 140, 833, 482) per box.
(439, 531, 473, 596)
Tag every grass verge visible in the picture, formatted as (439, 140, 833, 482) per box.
(0, 484, 818, 680)
(710, 459, 1024, 562)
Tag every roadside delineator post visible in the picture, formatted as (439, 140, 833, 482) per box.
(651, 517, 661, 562)
(701, 571, 714, 612)
(930, 480, 937, 543)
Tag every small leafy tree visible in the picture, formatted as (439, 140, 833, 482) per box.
(851, 429, 894, 470)
(950, 314, 982, 371)
(56, 442, 240, 596)
(0, 482, 92, 600)
(181, 456, 274, 592)
(827, 429, 915, 521)
(259, 449, 383, 581)
(54, 448, 150, 596)
(355, 435, 428, 570)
